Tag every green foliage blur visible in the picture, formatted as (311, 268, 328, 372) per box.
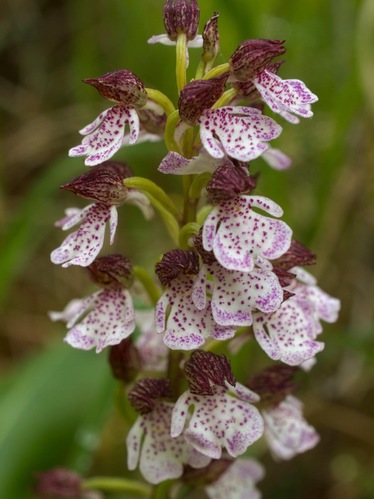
(1, 0, 374, 498)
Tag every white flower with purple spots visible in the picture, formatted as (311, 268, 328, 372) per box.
(126, 401, 211, 484)
(51, 285, 135, 353)
(252, 295, 325, 366)
(155, 276, 237, 350)
(192, 261, 283, 327)
(199, 106, 282, 162)
(252, 69, 318, 124)
(171, 383, 264, 459)
(205, 458, 265, 499)
(69, 105, 140, 166)
(51, 204, 118, 268)
(202, 195, 293, 273)
(252, 267, 340, 366)
(135, 309, 168, 372)
(51, 191, 152, 268)
(262, 395, 320, 460)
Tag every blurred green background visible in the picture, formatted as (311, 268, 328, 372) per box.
(1, 0, 374, 497)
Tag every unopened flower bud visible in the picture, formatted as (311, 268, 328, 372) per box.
(109, 338, 141, 382)
(273, 239, 317, 270)
(34, 468, 82, 498)
(128, 378, 172, 414)
(178, 74, 228, 126)
(202, 12, 220, 64)
(163, 0, 200, 41)
(206, 163, 256, 204)
(83, 70, 147, 107)
(155, 249, 199, 287)
(247, 365, 299, 406)
(229, 39, 286, 82)
(184, 350, 236, 396)
(60, 163, 131, 205)
(88, 254, 133, 288)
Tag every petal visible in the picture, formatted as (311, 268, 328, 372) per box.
(126, 190, 154, 220)
(170, 391, 191, 437)
(200, 107, 282, 162)
(205, 458, 265, 499)
(64, 287, 136, 352)
(147, 34, 176, 46)
(133, 402, 210, 484)
(48, 298, 86, 323)
(156, 277, 235, 350)
(158, 150, 224, 175)
(56, 205, 92, 231)
(252, 298, 325, 366)
(69, 106, 140, 167)
(135, 309, 168, 372)
(202, 196, 292, 272)
(126, 416, 143, 470)
(182, 389, 264, 459)
(50, 204, 111, 268)
(79, 108, 110, 135)
(191, 264, 208, 310)
(262, 147, 292, 170)
(263, 395, 320, 460)
(109, 205, 118, 245)
(210, 264, 283, 326)
(253, 70, 318, 123)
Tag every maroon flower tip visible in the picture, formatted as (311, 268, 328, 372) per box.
(272, 266, 296, 289)
(229, 38, 286, 82)
(183, 458, 233, 486)
(60, 163, 131, 205)
(87, 254, 133, 287)
(193, 229, 216, 265)
(184, 350, 236, 396)
(95, 160, 134, 179)
(206, 163, 256, 204)
(34, 468, 82, 498)
(247, 365, 299, 405)
(178, 74, 228, 126)
(83, 70, 147, 107)
(155, 249, 200, 287)
(128, 378, 172, 414)
(109, 338, 141, 382)
(273, 240, 317, 270)
(163, 0, 200, 41)
(202, 12, 220, 64)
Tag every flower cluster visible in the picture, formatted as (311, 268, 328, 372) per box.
(47, 0, 340, 497)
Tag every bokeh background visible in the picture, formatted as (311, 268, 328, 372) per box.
(1, 0, 374, 497)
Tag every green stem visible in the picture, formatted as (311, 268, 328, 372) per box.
(164, 110, 183, 153)
(146, 193, 180, 245)
(202, 62, 230, 80)
(189, 172, 212, 200)
(179, 222, 200, 249)
(133, 266, 161, 306)
(152, 479, 175, 499)
(145, 88, 176, 116)
(124, 177, 182, 223)
(82, 476, 151, 496)
(176, 33, 187, 92)
(212, 87, 238, 109)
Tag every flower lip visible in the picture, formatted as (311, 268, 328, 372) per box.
(83, 69, 147, 107)
(229, 38, 286, 82)
(155, 249, 200, 287)
(163, 0, 200, 41)
(128, 378, 172, 414)
(184, 350, 236, 395)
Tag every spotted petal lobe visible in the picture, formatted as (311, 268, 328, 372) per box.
(253, 69, 318, 124)
(199, 106, 282, 162)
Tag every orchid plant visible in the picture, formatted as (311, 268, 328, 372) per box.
(38, 1, 340, 497)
